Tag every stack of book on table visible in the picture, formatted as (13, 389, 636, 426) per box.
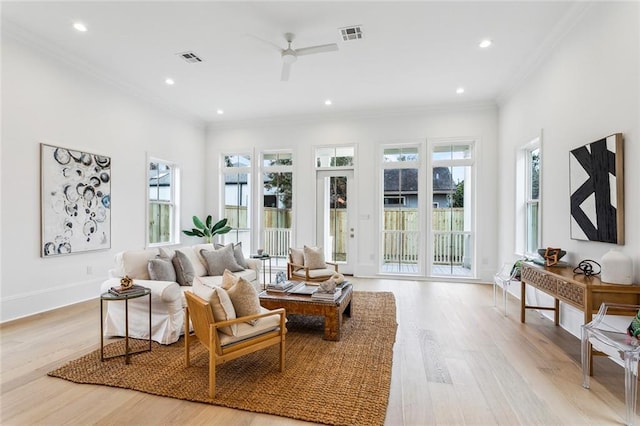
(266, 280, 296, 293)
(108, 284, 147, 296)
(311, 287, 342, 301)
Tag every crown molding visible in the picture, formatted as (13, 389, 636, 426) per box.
(207, 100, 498, 131)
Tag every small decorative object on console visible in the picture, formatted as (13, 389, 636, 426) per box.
(120, 275, 133, 290)
(275, 271, 286, 284)
(601, 249, 633, 284)
(573, 260, 601, 277)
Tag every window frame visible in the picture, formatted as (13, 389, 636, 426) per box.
(146, 155, 180, 247)
(379, 142, 423, 275)
(260, 150, 294, 265)
(220, 152, 253, 250)
(516, 136, 542, 257)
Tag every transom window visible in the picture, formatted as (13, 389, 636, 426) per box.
(315, 146, 354, 168)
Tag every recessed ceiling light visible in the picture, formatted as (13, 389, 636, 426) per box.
(324, 99, 332, 106)
(165, 78, 175, 85)
(73, 22, 87, 32)
(479, 39, 492, 48)
(456, 87, 465, 94)
(216, 109, 224, 115)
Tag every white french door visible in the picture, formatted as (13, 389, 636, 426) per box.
(315, 170, 355, 274)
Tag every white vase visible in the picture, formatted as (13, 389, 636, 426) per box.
(600, 249, 633, 284)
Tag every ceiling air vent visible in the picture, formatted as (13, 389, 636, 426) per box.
(339, 26, 363, 41)
(177, 51, 203, 63)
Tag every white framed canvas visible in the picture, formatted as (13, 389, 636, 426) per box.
(569, 133, 624, 244)
(41, 143, 111, 256)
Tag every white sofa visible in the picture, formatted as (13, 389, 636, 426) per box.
(100, 244, 261, 345)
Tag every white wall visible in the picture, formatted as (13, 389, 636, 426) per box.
(1, 33, 206, 321)
(498, 2, 639, 336)
(206, 105, 499, 280)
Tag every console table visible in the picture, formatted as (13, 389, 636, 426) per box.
(520, 262, 640, 325)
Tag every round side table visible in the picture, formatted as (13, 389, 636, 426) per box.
(100, 287, 152, 364)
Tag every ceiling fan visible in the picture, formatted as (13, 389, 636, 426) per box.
(256, 32, 339, 81)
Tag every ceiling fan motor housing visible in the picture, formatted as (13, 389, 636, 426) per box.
(282, 49, 297, 64)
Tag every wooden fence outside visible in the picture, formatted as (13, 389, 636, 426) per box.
(223, 206, 466, 265)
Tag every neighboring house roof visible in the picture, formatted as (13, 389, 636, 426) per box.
(383, 167, 456, 194)
(149, 171, 171, 186)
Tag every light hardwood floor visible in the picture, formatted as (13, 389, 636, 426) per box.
(1, 278, 637, 425)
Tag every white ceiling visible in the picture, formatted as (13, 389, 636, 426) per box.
(2, 1, 583, 124)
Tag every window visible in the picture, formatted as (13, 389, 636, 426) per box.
(516, 136, 541, 256)
(221, 154, 251, 251)
(525, 146, 541, 254)
(262, 152, 293, 267)
(148, 158, 180, 246)
(381, 145, 421, 274)
(315, 146, 354, 168)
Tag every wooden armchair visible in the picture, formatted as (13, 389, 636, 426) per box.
(184, 291, 286, 398)
(287, 249, 339, 283)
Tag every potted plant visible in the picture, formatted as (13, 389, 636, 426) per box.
(182, 215, 231, 243)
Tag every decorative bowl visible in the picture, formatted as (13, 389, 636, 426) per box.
(537, 248, 566, 260)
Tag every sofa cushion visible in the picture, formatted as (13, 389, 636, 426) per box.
(118, 249, 159, 279)
(226, 276, 261, 325)
(215, 242, 249, 269)
(157, 247, 186, 286)
(200, 245, 244, 276)
(192, 276, 237, 336)
(148, 258, 177, 282)
(303, 245, 326, 269)
(198, 268, 257, 288)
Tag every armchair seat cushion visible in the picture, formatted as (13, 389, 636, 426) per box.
(291, 268, 338, 279)
(219, 307, 282, 347)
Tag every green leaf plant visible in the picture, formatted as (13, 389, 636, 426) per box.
(182, 215, 232, 243)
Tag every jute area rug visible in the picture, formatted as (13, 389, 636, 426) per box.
(49, 291, 397, 426)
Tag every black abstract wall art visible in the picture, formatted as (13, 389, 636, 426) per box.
(569, 133, 624, 244)
(41, 143, 111, 256)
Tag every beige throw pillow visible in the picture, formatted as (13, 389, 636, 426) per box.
(192, 276, 237, 336)
(221, 269, 239, 290)
(303, 245, 326, 269)
(289, 247, 304, 270)
(226, 277, 261, 325)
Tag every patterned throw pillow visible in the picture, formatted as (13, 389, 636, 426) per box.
(192, 276, 237, 336)
(303, 245, 326, 269)
(226, 276, 261, 325)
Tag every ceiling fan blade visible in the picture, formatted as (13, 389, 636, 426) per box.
(281, 62, 291, 81)
(245, 33, 283, 51)
(295, 43, 339, 56)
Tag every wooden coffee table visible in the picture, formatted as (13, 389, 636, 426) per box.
(259, 284, 352, 341)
